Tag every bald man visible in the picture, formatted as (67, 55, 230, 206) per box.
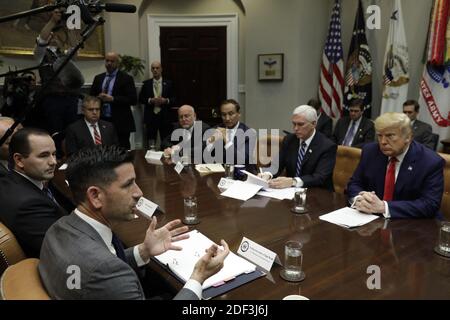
(161, 105, 210, 163)
(139, 61, 176, 148)
(0, 117, 23, 175)
(91, 52, 137, 149)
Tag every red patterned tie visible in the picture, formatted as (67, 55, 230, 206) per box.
(383, 157, 397, 201)
(92, 124, 102, 145)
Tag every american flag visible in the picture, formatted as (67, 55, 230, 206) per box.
(319, 0, 345, 119)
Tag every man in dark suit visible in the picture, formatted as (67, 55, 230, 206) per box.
(0, 117, 23, 176)
(65, 96, 119, 156)
(161, 105, 210, 164)
(139, 61, 176, 148)
(308, 98, 332, 138)
(265, 105, 337, 191)
(0, 128, 67, 257)
(402, 99, 435, 150)
(205, 99, 257, 173)
(348, 112, 444, 219)
(332, 99, 374, 148)
(90, 52, 137, 149)
(39, 145, 229, 299)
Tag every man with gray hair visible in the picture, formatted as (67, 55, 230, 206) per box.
(265, 105, 337, 191)
(348, 112, 444, 218)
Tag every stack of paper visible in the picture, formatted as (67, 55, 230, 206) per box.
(241, 170, 269, 188)
(221, 180, 263, 201)
(319, 207, 379, 228)
(195, 164, 225, 175)
(145, 150, 164, 165)
(154, 230, 256, 290)
(257, 187, 296, 200)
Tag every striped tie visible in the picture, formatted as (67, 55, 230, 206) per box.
(92, 124, 102, 145)
(295, 142, 307, 177)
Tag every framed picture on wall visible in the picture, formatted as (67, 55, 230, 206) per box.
(0, 1, 105, 58)
(258, 53, 284, 81)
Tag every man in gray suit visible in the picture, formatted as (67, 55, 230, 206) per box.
(39, 145, 229, 299)
(402, 100, 435, 150)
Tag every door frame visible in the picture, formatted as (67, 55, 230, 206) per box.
(147, 14, 238, 100)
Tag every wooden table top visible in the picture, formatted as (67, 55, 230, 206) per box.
(54, 151, 450, 300)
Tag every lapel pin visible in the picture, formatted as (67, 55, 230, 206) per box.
(309, 149, 312, 153)
(408, 166, 413, 171)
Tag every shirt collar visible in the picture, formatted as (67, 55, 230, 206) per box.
(14, 170, 44, 190)
(74, 208, 113, 250)
(85, 119, 98, 127)
(391, 144, 410, 164)
(301, 129, 316, 148)
(352, 116, 362, 127)
(107, 69, 118, 78)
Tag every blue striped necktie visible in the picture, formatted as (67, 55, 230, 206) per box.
(295, 141, 307, 177)
(343, 121, 357, 146)
(43, 186, 57, 204)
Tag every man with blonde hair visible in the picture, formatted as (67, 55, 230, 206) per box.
(348, 112, 444, 218)
(265, 105, 337, 190)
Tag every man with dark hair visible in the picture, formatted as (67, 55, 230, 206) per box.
(90, 52, 137, 149)
(0, 127, 67, 257)
(65, 95, 119, 156)
(39, 145, 229, 299)
(332, 99, 374, 148)
(206, 99, 257, 172)
(402, 99, 434, 150)
(307, 98, 332, 138)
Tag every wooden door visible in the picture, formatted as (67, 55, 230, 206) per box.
(160, 26, 227, 126)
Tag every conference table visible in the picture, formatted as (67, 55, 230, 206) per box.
(54, 150, 450, 300)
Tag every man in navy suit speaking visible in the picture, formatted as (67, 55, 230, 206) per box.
(348, 112, 444, 219)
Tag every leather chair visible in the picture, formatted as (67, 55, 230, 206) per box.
(333, 145, 362, 194)
(0, 222, 26, 276)
(255, 135, 284, 168)
(0, 258, 50, 300)
(438, 152, 450, 220)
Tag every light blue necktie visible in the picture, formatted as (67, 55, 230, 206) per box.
(295, 141, 307, 177)
(102, 74, 113, 118)
(343, 121, 357, 146)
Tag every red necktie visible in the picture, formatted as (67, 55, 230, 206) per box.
(383, 157, 397, 201)
(92, 124, 102, 145)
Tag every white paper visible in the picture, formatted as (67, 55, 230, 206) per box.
(221, 180, 262, 201)
(145, 150, 164, 165)
(319, 207, 379, 228)
(155, 230, 256, 290)
(195, 164, 225, 174)
(217, 178, 235, 192)
(58, 163, 68, 170)
(257, 187, 297, 200)
(241, 170, 269, 189)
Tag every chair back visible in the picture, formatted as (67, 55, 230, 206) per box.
(0, 222, 26, 276)
(0, 258, 50, 300)
(438, 153, 450, 220)
(333, 145, 362, 194)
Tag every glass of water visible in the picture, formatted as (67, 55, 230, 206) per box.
(183, 196, 199, 225)
(438, 221, 450, 256)
(280, 240, 305, 282)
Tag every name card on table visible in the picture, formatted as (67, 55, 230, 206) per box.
(174, 161, 184, 174)
(136, 196, 160, 219)
(237, 237, 281, 272)
(217, 177, 235, 192)
(145, 150, 164, 165)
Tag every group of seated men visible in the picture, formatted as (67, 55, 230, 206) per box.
(0, 94, 445, 299)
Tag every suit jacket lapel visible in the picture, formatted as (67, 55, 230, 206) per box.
(82, 122, 96, 147)
(394, 144, 416, 197)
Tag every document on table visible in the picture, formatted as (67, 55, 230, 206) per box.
(257, 187, 297, 200)
(319, 207, 379, 228)
(241, 170, 269, 189)
(195, 164, 225, 174)
(154, 230, 256, 290)
(221, 180, 263, 201)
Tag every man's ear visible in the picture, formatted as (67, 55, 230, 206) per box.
(86, 186, 103, 209)
(13, 153, 25, 170)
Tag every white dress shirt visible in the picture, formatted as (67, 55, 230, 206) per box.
(85, 119, 102, 144)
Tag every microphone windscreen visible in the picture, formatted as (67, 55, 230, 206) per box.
(104, 3, 137, 13)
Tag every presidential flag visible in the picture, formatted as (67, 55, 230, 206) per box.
(319, 0, 345, 119)
(419, 0, 450, 147)
(380, 0, 410, 114)
(343, 0, 372, 118)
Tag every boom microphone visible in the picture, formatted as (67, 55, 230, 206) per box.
(93, 3, 137, 13)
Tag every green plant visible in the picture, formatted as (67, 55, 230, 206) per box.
(118, 54, 145, 77)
